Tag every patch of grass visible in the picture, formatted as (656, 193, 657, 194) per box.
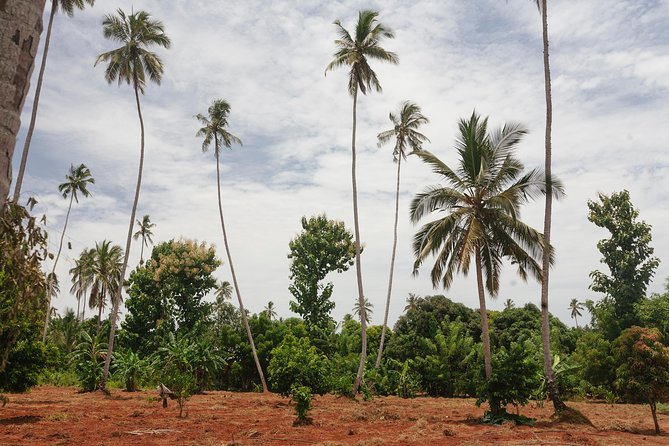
(481, 410, 535, 426)
(551, 406, 594, 426)
(38, 369, 79, 387)
(657, 403, 669, 415)
(46, 412, 69, 422)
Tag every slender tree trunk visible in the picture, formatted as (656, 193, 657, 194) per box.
(538, 0, 567, 413)
(96, 301, 102, 336)
(351, 89, 368, 395)
(12, 0, 55, 203)
(76, 295, 81, 322)
(375, 156, 402, 368)
(476, 248, 500, 414)
(139, 237, 144, 263)
(101, 80, 145, 392)
(574, 315, 579, 329)
(650, 401, 660, 434)
(42, 192, 73, 342)
(0, 0, 46, 210)
(215, 148, 268, 393)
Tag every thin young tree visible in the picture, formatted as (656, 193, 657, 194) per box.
(132, 214, 155, 263)
(569, 298, 584, 328)
(196, 98, 268, 393)
(94, 8, 171, 392)
(70, 247, 95, 321)
(325, 9, 398, 394)
(530, 0, 568, 412)
(410, 111, 555, 415)
(42, 163, 94, 342)
(375, 101, 429, 368)
(12, 0, 96, 203)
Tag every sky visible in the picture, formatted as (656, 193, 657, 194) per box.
(12, 0, 669, 328)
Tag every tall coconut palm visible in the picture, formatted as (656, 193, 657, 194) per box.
(353, 298, 374, 324)
(325, 9, 398, 394)
(95, 8, 171, 392)
(42, 163, 94, 342)
(569, 298, 584, 328)
(410, 111, 555, 415)
(0, 0, 46, 210)
(196, 98, 268, 393)
(375, 101, 429, 368)
(12, 0, 96, 203)
(87, 240, 123, 335)
(70, 247, 95, 321)
(215, 280, 233, 303)
(132, 214, 155, 263)
(403, 293, 422, 313)
(264, 301, 277, 321)
(530, 0, 567, 413)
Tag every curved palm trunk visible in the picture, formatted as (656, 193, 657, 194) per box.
(42, 192, 74, 342)
(76, 295, 81, 322)
(215, 149, 268, 393)
(139, 236, 145, 263)
(0, 0, 46, 210)
(476, 249, 500, 415)
(96, 300, 103, 336)
(101, 81, 145, 392)
(351, 90, 368, 395)
(538, 0, 567, 413)
(12, 0, 56, 203)
(375, 155, 402, 368)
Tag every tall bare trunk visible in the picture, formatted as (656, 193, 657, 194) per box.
(42, 191, 73, 341)
(76, 294, 81, 322)
(538, 0, 567, 413)
(101, 80, 144, 392)
(12, 0, 55, 203)
(215, 146, 268, 393)
(375, 155, 402, 368)
(139, 237, 144, 263)
(476, 248, 500, 414)
(351, 89, 367, 395)
(0, 0, 46, 210)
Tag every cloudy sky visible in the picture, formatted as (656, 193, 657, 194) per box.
(13, 0, 669, 328)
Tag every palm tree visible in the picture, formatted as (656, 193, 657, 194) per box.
(88, 240, 123, 335)
(215, 280, 233, 303)
(12, 0, 96, 203)
(70, 247, 95, 321)
(325, 9, 398, 394)
(569, 298, 584, 328)
(532, 0, 568, 413)
(353, 298, 374, 324)
(410, 111, 554, 415)
(504, 299, 516, 310)
(264, 301, 277, 321)
(403, 293, 422, 313)
(95, 8, 171, 392)
(0, 0, 46, 211)
(132, 214, 155, 263)
(42, 163, 94, 342)
(375, 101, 429, 368)
(196, 98, 268, 393)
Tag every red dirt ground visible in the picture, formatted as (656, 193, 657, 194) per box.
(1, 386, 667, 445)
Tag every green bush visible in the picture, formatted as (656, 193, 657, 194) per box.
(476, 342, 542, 413)
(268, 334, 329, 396)
(290, 384, 313, 424)
(113, 350, 150, 392)
(71, 332, 107, 392)
(0, 339, 50, 392)
(154, 336, 198, 417)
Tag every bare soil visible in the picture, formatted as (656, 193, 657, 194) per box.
(1, 386, 667, 445)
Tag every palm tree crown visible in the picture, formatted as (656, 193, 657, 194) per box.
(133, 214, 155, 262)
(95, 9, 171, 93)
(325, 9, 398, 96)
(377, 101, 430, 160)
(56, 0, 95, 16)
(196, 99, 243, 158)
(569, 298, 584, 323)
(410, 111, 557, 293)
(58, 163, 94, 202)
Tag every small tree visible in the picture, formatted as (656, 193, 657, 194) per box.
(112, 350, 149, 392)
(268, 334, 330, 396)
(71, 331, 108, 392)
(155, 336, 198, 417)
(288, 215, 355, 330)
(614, 326, 669, 434)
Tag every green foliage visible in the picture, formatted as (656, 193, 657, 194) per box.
(71, 331, 108, 392)
(113, 350, 149, 392)
(0, 339, 50, 392)
(571, 331, 616, 395)
(0, 203, 49, 375)
(290, 384, 313, 424)
(155, 336, 199, 417)
(588, 190, 660, 338)
(476, 342, 542, 411)
(268, 334, 329, 396)
(288, 215, 355, 330)
(122, 239, 221, 356)
(613, 326, 669, 433)
(636, 284, 669, 342)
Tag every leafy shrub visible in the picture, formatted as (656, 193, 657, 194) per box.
(268, 334, 329, 396)
(71, 332, 107, 392)
(290, 384, 313, 425)
(154, 336, 200, 417)
(0, 339, 50, 392)
(476, 342, 542, 414)
(113, 350, 149, 392)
